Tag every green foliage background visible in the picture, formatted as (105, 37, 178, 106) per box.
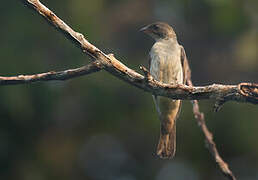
(0, 0, 257, 180)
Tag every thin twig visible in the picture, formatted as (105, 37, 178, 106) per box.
(0, 61, 102, 85)
(182, 44, 236, 179)
(186, 73, 236, 180)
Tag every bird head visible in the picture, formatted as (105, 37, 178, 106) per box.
(140, 22, 177, 41)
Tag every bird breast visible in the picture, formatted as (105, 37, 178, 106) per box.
(150, 40, 183, 84)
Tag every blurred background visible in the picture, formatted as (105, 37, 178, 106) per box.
(0, 0, 257, 180)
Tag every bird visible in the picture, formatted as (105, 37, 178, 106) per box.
(140, 22, 188, 159)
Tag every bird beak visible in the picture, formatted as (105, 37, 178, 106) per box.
(139, 26, 149, 33)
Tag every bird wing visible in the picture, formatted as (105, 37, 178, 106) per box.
(180, 45, 190, 85)
(148, 54, 161, 115)
(148, 56, 152, 71)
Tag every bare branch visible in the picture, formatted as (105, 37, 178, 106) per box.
(182, 46, 236, 179)
(16, 0, 257, 106)
(0, 61, 102, 85)
(192, 100, 236, 180)
(186, 70, 236, 180)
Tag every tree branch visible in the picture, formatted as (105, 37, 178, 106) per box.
(16, 0, 257, 106)
(192, 100, 236, 180)
(0, 61, 102, 85)
(186, 69, 236, 180)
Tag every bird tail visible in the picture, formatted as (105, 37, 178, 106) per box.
(156, 99, 181, 159)
(156, 119, 176, 159)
